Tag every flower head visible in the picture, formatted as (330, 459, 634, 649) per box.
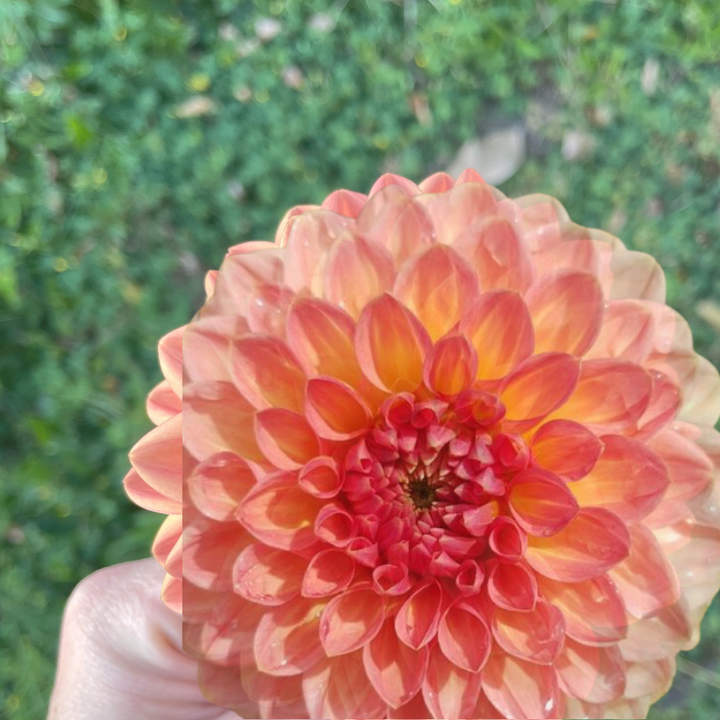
(125, 170, 720, 719)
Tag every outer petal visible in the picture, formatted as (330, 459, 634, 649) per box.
(254, 408, 320, 470)
(569, 435, 669, 521)
(524, 271, 604, 356)
(123, 468, 181, 514)
(526, 508, 630, 582)
(321, 188, 368, 217)
(363, 618, 430, 709)
(146, 380, 181, 425)
(158, 326, 184, 397)
(422, 643, 483, 720)
(536, 575, 627, 645)
(585, 299, 657, 363)
(556, 638, 626, 704)
(325, 236, 396, 320)
(129, 413, 182, 505)
(454, 215, 535, 292)
(482, 652, 561, 720)
(393, 245, 479, 340)
(608, 249, 666, 304)
(187, 452, 256, 521)
(491, 601, 566, 665)
(355, 293, 431, 393)
(552, 359, 653, 434)
(459, 291, 535, 381)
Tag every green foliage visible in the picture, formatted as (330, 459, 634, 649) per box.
(1, 0, 719, 717)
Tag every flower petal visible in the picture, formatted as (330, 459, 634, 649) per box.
(486, 561, 538, 612)
(158, 326, 184, 397)
(569, 435, 669, 522)
(482, 652, 561, 720)
(146, 380, 181, 425)
(325, 236, 396, 320)
(437, 603, 492, 673)
(536, 574, 627, 645)
(452, 207, 534, 287)
(321, 189, 368, 217)
(609, 523, 681, 618)
(393, 245, 479, 340)
(586, 299, 657, 363)
(233, 544, 305, 606)
(254, 408, 320, 470)
(355, 293, 431, 393)
(422, 643, 484, 720)
(187, 452, 256, 521)
(525, 271, 604, 356)
(608, 249, 666, 304)
(509, 468, 579, 537)
(254, 599, 326, 676)
(298, 456, 343, 499)
(320, 586, 385, 656)
(556, 638, 626, 704)
(423, 335, 478, 398)
(553, 359, 653, 434)
(419, 171, 455, 193)
(526, 508, 630, 582)
(491, 600, 566, 665)
(530, 420, 603, 481)
(232, 335, 306, 412)
(238, 471, 322, 551)
(302, 549, 356, 598)
(123, 468, 180, 514)
(129, 413, 182, 504)
(286, 298, 363, 388)
(459, 291, 535, 381)
(363, 618, 430, 709)
(305, 377, 372, 440)
(500, 353, 580, 429)
(395, 579, 444, 649)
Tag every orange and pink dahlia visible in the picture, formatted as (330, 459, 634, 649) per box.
(125, 170, 720, 719)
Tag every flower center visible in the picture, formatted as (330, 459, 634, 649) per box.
(340, 389, 529, 591)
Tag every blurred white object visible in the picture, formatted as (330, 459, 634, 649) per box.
(642, 58, 660, 95)
(562, 130, 596, 161)
(446, 125, 526, 185)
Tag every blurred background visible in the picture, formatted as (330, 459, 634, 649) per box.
(1, 0, 719, 717)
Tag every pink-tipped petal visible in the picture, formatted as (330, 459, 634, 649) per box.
(247, 284, 294, 337)
(254, 599, 326, 676)
(500, 353, 580, 429)
(393, 245, 479, 341)
(525, 271, 604, 356)
(487, 561, 538, 612)
(188, 452, 256, 521)
(586, 299, 657, 363)
(526, 508, 631, 582)
(437, 602, 492, 673)
(609, 523, 681, 618)
(320, 586, 385, 656)
(454, 216, 535, 292)
(239, 472, 322, 551)
(302, 549, 356, 598)
(423, 335, 477, 398)
(146, 380, 181, 425)
(530, 420, 603, 481)
(363, 618, 430, 709)
(569, 435, 669, 522)
(298, 456, 343, 499)
(422, 643, 484, 720)
(554, 359, 653, 434)
(509, 468, 579, 537)
(419, 172, 455, 193)
(254, 408, 320, 470)
(321, 189, 368, 217)
(355, 293, 431, 393)
(158, 326, 184, 397)
(123, 468, 180, 514)
(306, 377, 372, 440)
(482, 652, 561, 720)
(536, 574, 628, 645)
(460, 291, 535, 381)
(325, 237, 396, 320)
(233, 544, 305, 606)
(491, 600, 566, 665)
(395, 579, 444, 649)
(369, 173, 422, 196)
(608, 250, 666, 304)
(556, 638, 626, 704)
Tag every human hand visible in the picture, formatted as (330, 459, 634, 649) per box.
(47, 558, 237, 720)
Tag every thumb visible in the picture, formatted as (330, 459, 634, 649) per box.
(48, 558, 237, 720)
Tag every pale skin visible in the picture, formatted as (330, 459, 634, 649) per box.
(47, 559, 236, 720)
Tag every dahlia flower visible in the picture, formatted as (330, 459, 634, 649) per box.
(125, 170, 720, 720)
